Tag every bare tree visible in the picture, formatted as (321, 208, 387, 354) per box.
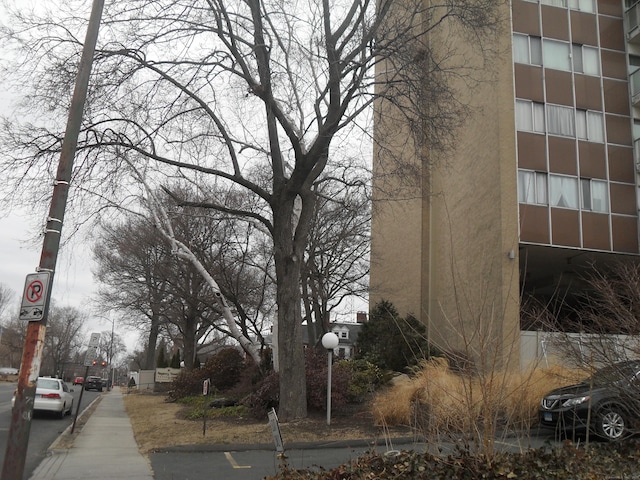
(95, 191, 274, 369)
(0, 284, 14, 321)
(94, 217, 172, 370)
(40, 305, 86, 378)
(303, 181, 370, 346)
(96, 328, 126, 366)
(0, 317, 26, 369)
(0, 0, 502, 420)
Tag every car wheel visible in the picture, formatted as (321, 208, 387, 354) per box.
(66, 402, 73, 416)
(595, 406, 627, 441)
(58, 405, 66, 419)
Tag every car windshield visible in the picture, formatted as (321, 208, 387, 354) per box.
(590, 362, 640, 386)
(37, 379, 60, 390)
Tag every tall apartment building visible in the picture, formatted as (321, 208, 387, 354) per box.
(370, 0, 640, 367)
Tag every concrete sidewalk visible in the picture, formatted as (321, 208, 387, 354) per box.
(30, 387, 154, 480)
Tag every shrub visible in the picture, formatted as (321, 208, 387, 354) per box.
(168, 347, 247, 401)
(168, 367, 210, 401)
(205, 347, 246, 391)
(336, 358, 387, 403)
(245, 371, 279, 419)
(267, 442, 640, 479)
(357, 300, 441, 373)
(305, 348, 352, 412)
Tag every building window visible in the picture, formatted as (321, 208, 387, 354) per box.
(568, 0, 595, 12)
(542, 0, 567, 6)
(550, 175, 579, 208)
(541, 0, 595, 11)
(517, 101, 604, 142)
(518, 170, 548, 205)
(547, 104, 575, 137)
(543, 39, 571, 71)
(516, 100, 545, 133)
(513, 35, 598, 74)
(513, 34, 542, 65)
(340, 331, 348, 339)
(576, 110, 604, 143)
(581, 179, 609, 212)
(572, 45, 599, 75)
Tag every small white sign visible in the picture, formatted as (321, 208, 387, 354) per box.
(88, 333, 101, 348)
(268, 408, 284, 453)
(84, 346, 97, 367)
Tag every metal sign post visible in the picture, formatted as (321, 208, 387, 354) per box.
(71, 333, 100, 434)
(1, 2, 105, 479)
(202, 378, 210, 436)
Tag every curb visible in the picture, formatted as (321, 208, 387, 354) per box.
(152, 436, 424, 453)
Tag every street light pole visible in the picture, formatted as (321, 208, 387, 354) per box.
(321, 332, 339, 426)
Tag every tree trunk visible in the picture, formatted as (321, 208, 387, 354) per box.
(183, 312, 198, 370)
(273, 201, 308, 422)
(275, 254, 307, 421)
(144, 314, 160, 370)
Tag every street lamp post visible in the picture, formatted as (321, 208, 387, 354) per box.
(321, 332, 339, 426)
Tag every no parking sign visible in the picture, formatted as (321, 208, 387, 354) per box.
(19, 272, 51, 321)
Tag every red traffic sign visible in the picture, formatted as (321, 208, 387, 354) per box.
(19, 272, 51, 321)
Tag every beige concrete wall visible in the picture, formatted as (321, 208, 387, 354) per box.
(370, 2, 521, 369)
(370, 103, 424, 317)
(424, 3, 520, 369)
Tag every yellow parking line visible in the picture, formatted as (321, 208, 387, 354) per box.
(224, 452, 252, 469)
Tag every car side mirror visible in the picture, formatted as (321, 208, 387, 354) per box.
(70, 388, 75, 393)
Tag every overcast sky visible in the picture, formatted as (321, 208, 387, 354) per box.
(0, 206, 120, 342)
(0, 209, 96, 310)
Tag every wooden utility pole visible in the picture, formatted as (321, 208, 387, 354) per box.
(1, 1, 104, 478)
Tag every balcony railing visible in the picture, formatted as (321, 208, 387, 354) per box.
(626, 2, 640, 44)
(630, 69, 640, 106)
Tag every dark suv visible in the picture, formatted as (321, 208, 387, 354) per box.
(539, 360, 640, 441)
(84, 376, 104, 392)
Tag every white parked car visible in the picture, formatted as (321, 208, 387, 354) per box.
(11, 377, 74, 418)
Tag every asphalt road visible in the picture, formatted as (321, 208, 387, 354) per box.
(0, 381, 101, 478)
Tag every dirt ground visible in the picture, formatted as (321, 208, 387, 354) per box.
(122, 392, 414, 454)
